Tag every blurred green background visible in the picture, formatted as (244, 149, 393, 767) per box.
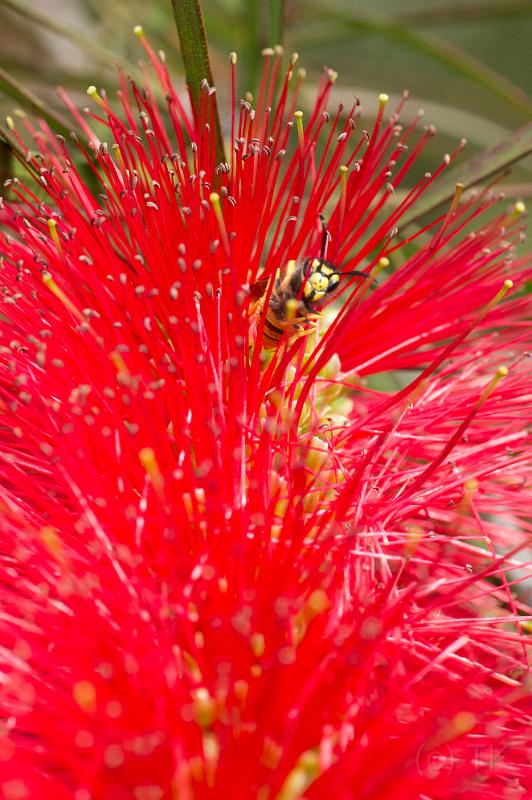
(1, 0, 531, 206)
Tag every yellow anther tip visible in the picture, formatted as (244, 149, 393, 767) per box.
(261, 47, 274, 57)
(42, 272, 53, 284)
(514, 200, 526, 214)
(379, 93, 389, 104)
(308, 589, 329, 614)
(133, 25, 144, 37)
(452, 711, 477, 733)
(496, 366, 509, 378)
(5, 116, 14, 131)
(339, 165, 348, 173)
(209, 192, 220, 205)
(87, 85, 98, 97)
(139, 447, 156, 467)
(378, 257, 390, 267)
(48, 218, 57, 227)
(229, 52, 237, 64)
(39, 526, 63, 561)
(503, 279, 513, 289)
(73, 680, 97, 713)
(294, 110, 303, 119)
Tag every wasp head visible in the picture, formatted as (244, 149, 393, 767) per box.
(302, 258, 341, 303)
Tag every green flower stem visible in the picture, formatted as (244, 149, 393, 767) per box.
(170, 0, 226, 165)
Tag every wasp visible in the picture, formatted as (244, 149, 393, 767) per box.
(249, 219, 369, 350)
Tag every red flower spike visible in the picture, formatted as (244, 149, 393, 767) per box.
(0, 32, 531, 800)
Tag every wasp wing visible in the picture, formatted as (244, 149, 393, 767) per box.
(249, 277, 270, 302)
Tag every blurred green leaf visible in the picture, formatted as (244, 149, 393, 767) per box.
(302, 4, 532, 117)
(400, 121, 532, 227)
(0, 0, 129, 70)
(402, 0, 532, 24)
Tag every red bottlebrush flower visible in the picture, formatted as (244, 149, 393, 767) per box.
(0, 29, 531, 799)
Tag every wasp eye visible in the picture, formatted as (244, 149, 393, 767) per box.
(327, 274, 340, 292)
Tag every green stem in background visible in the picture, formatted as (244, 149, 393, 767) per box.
(0, 65, 74, 140)
(242, 0, 287, 96)
(0, 136, 13, 184)
(244, 0, 261, 95)
(400, 121, 532, 228)
(0, 118, 101, 194)
(169, 0, 226, 165)
(269, 0, 287, 48)
(0, 71, 97, 191)
(0, 122, 39, 180)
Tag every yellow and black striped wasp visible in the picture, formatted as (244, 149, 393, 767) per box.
(249, 218, 369, 349)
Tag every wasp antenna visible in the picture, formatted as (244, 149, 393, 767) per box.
(340, 270, 370, 278)
(340, 269, 379, 286)
(319, 215, 331, 262)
